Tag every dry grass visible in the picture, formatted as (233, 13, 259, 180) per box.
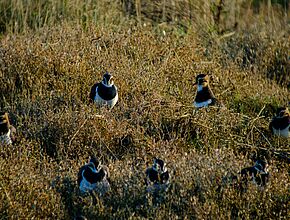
(0, 0, 289, 219)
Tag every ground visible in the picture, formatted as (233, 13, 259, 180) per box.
(0, 0, 289, 219)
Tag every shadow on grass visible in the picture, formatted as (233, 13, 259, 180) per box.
(229, 95, 279, 118)
(37, 123, 63, 160)
(55, 176, 99, 219)
(144, 116, 198, 144)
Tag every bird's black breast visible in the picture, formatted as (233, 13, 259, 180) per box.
(97, 83, 117, 101)
(146, 168, 159, 183)
(146, 168, 169, 184)
(241, 167, 257, 179)
(0, 123, 9, 136)
(271, 117, 289, 130)
(78, 165, 105, 184)
(195, 87, 215, 104)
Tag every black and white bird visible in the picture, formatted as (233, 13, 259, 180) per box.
(77, 156, 110, 196)
(193, 74, 216, 108)
(240, 160, 269, 189)
(269, 107, 289, 138)
(145, 157, 170, 193)
(89, 72, 118, 109)
(0, 112, 16, 145)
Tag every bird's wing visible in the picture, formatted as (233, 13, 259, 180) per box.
(89, 83, 99, 102)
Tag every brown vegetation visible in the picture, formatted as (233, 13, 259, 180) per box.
(0, 0, 289, 219)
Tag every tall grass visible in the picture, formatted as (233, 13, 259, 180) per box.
(0, 0, 124, 33)
(0, 0, 289, 219)
(1, 1, 288, 34)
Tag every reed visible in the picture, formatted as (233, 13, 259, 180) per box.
(0, 0, 289, 219)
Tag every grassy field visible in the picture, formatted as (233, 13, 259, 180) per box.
(0, 0, 289, 219)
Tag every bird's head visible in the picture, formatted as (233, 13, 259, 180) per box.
(276, 107, 289, 120)
(254, 160, 268, 173)
(152, 157, 167, 173)
(102, 72, 114, 87)
(194, 74, 209, 88)
(89, 156, 101, 170)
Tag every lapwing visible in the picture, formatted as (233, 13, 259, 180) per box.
(193, 74, 216, 108)
(74, 216, 87, 220)
(0, 112, 16, 145)
(269, 107, 289, 138)
(77, 156, 110, 196)
(89, 72, 118, 109)
(239, 159, 269, 190)
(145, 157, 170, 194)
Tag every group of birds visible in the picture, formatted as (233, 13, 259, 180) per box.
(89, 71, 289, 138)
(0, 72, 289, 199)
(78, 72, 288, 197)
(77, 156, 170, 197)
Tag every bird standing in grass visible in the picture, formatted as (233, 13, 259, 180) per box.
(77, 156, 110, 196)
(239, 159, 269, 191)
(89, 72, 118, 109)
(145, 157, 170, 194)
(193, 74, 216, 108)
(0, 112, 16, 145)
(219, 160, 269, 193)
(269, 107, 289, 138)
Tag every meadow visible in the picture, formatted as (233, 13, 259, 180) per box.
(0, 0, 289, 219)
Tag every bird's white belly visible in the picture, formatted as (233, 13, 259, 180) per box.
(79, 177, 110, 196)
(0, 130, 12, 145)
(94, 179, 110, 196)
(194, 99, 212, 108)
(79, 177, 96, 193)
(273, 125, 290, 138)
(94, 91, 118, 109)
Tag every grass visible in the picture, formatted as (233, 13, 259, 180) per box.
(0, 0, 289, 219)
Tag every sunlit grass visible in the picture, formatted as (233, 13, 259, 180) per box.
(0, 0, 289, 219)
